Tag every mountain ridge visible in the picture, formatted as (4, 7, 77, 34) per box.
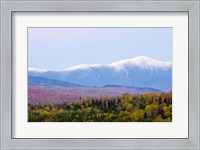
(28, 56, 172, 91)
(29, 56, 172, 72)
(28, 76, 85, 88)
(29, 75, 164, 93)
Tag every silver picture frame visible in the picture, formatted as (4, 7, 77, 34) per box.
(0, 0, 199, 149)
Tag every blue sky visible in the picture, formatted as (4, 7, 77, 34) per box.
(28, 28, 172, 70)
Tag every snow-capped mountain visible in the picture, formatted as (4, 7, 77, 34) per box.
(28, 56, 172, 91)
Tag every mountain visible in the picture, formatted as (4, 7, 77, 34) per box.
(28, 56, 172, 91)
(28, 76, 84, 88)
(103, 85, 163, 92)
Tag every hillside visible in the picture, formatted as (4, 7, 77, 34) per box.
(28, 76, 84, 88)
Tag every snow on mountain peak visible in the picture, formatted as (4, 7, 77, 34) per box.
(110, 56, 172, 70)
(28, 68, 48, 73)
(28, 56, 172, 91)
(64, 64, 106, 71)
(64, 64, 89, 71)
(29, 56, 172, 72)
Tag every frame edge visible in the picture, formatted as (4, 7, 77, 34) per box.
(1, 1, 199, 149)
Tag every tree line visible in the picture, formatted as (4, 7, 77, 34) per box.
(28, 91, 172, 122)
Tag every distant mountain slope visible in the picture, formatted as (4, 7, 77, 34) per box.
(28, 86, 164, 103)
(28, 76, 84, 88)
(28, 56, 172, 91)
(103, 85, 163, 92)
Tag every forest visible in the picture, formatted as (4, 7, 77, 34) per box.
(28, 91, 172, 122)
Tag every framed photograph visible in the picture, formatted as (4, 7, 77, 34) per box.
(1, 0, 199, 149)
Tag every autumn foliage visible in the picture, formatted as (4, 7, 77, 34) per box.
(28, 91, 172, 122)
